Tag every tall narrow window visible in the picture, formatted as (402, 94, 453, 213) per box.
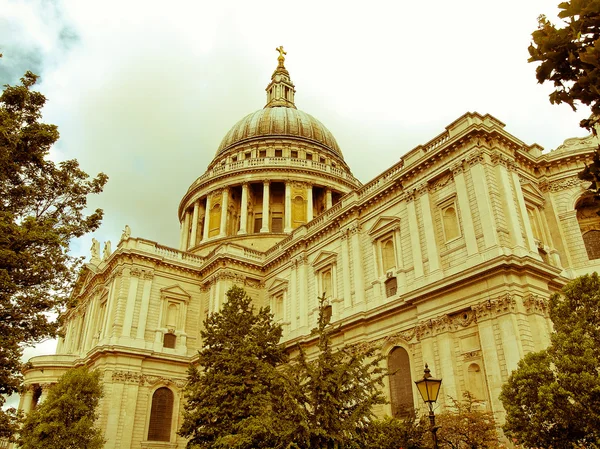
(292, 195, 306, 228)
(148, 387, 174, 442)
(442, 205, 460, 241)
(388, 347, 414, 418)
(321, 269, 332, 300)
(577, 197, 600, 260)
(382, 238, 396, 272)
(208, 203, 221, 237)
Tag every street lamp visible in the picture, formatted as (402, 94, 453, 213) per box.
(415, 364, 442, 449)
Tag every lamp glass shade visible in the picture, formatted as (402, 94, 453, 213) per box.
(415, 376, 442, 403)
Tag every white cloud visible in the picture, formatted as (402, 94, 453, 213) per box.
(1, 0, 591, 370)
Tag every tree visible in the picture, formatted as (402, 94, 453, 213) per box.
(358, 416, 428, 449)
(18, 366, 105, 449)
(179, 285, 287, 449)
(436, 392, 500, 449)
(528, 1, 600, 203)
(0, 70, 107, 424)
(500, 274, 600, 448)
(280, 295, 387, 449)
(528, 0, 600, 131)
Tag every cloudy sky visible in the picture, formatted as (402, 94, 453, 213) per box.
(0, 0, 592, 399)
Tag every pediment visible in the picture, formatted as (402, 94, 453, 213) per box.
(160, 285, 191, 302)
(267, 277, 289, 294)
(312, 250, 337, 271)
(367, 216, 401, 240)
(521, 181, 545, 206)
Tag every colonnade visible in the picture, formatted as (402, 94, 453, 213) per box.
(180, 181, 338, 250)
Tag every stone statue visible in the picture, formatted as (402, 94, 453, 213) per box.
(121, 225, 131, 241)
(90, 238, 101, 262)
(103, 241, 112, 261)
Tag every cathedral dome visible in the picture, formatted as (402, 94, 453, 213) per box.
(216, 107, 342, 157)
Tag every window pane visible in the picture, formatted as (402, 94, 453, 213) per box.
(388, 347, 414, 418)
(148, 387, 174, 441)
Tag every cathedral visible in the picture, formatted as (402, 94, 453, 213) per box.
(18, 49, 600, 448)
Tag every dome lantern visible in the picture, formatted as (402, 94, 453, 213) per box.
(265, 46, 296, 109)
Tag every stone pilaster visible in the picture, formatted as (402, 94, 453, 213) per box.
(238, 183, 249, 235)
(261, 181, 270, 233)
(190, 200, 200, 248)
(219, 188, 229, 238)
(452, 162, 478, 257)
(203, 195, 212, 240)
(307, 184, 314, 221)
(284, 182, 292, 232)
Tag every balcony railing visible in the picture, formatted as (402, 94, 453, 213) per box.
(188, 157, 361, 192)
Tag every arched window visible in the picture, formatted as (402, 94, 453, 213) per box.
(382, 238, 396, 272)
(166, 303, 178, 328)
(148, 387, 174, 442)
(443, 206, 460, 241)
(388, 347, 414, 418)
(292, 195, 306, 228)
(576, 197, 600, 259)
(208, 203, 221, 237)
(321, 270, 332, 300)
(467, 363, 486, 401)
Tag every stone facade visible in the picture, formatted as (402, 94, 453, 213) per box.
(19, 53, 600, 448)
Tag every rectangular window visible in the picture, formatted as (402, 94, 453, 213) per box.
(245, 151, 251, 159)
(275, 149, 282, 157)
(306, 153, 313, 161)
(291, 150, 298, 158)
(231, 155, 237, 162)
(385, 277, 398, 297)
(259, 149, 267, 158)
(254, 213, 262, 233)
(272, 213, 283, 233)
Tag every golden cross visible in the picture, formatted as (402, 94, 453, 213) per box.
(276, 46, 287, 58)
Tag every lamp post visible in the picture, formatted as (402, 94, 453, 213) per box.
(414, 364, 442, 449)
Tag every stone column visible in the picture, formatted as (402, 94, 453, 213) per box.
(325, 188, 333, 209)
(219, 188, 229, 238)
(180, 210, 190, 251)
(307, 184, 314, 221)
(261, 181, 270, 233)
(289, 259, 298, 330)
(493, 154, 526, 253)
(418, 185, 441, 274)
(238, 183, 249, 235)
(21, 385, 34, 414)
(121, 269, 140, 339)
(203, 195, 212, 240)
(135, 271, 153, 340)
(452, 163, 478, 257)
(512, 171, 539, 254)
(350, 222, 365, 307)
(179, 219, 186, 251)
(468, 152, 499, 250)
(406, 195, 424, 278)
(297, 255, 308, 328)
(284, 182, 292, 232)
(190, 200, 200, 249)
(100, 275, 118, 342)
(340, 230, 352, 310)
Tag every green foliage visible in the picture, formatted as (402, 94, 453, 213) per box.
(280, 295, 387, 449)
(530, 1, 600, 207)
(500, 274, 600, 448)
(0, 70, 107, 420)
(529, 0, 600, 130)
(179, 285, 287, 449)
(358, 415, 428, 449)
(18, 366, 104, 449)
(436, 391, 500, 449)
